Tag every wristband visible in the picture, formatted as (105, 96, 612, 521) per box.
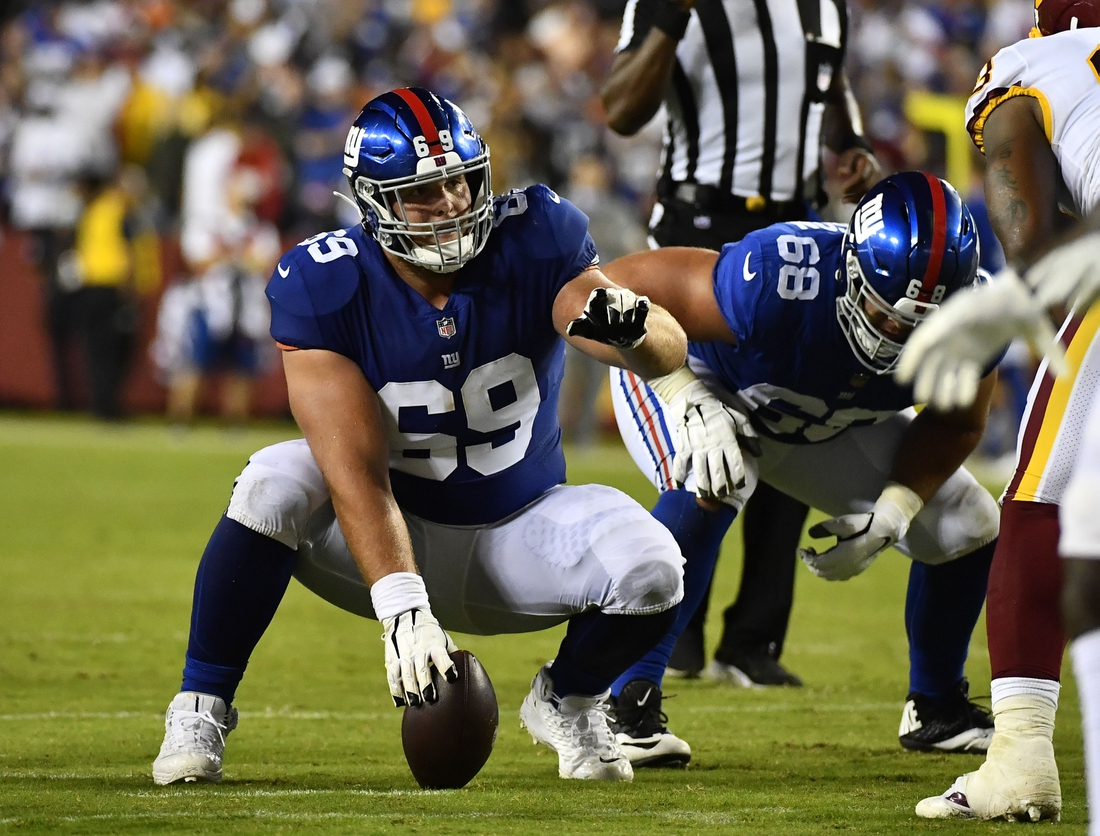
(877, 481, 924, 525)
(370, 571, 430, 621)
(648, 364, 699, 403)
(652, 1, 692, 39)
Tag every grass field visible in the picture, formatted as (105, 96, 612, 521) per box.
(0, 413, 1085, 834)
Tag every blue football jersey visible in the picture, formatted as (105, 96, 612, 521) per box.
(690, 222, 918, 444)
(267, 185, 597, 525)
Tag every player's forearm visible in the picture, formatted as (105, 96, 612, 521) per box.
(284, 349, 418, 586)
(888, 412, 985, 502)
(602, 37, 679, 136)
(329, 475, 420, 586)
(822, 75, 871, 155)
(616, 304, 687, 378)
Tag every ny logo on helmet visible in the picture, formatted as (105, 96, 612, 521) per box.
(854, 193, 885, 244)
(343, 126, 366, 171)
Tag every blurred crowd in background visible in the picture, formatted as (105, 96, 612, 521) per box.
(0, 0, 1037, 463)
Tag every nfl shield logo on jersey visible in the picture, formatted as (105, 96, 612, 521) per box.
(437, 317, 457, 339)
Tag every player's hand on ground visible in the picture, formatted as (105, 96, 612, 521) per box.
(381, 608, 458, 707)
(669, 380, 761, 504)
(896, 268, 1063, 411)
(1029, 230, 1100, 313)
(798, 485, 920, 581)
(567, 287, 650, 349)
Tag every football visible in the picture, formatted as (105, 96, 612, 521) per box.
(400, 650, 498, 789)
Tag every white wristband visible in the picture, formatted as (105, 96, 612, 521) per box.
(648, 365, 699, 404)
(370, 572, 430, 621)
(878, 481, 924, 525)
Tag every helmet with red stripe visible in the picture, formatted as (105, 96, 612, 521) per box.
(837, 171, 979, 374)
(342, 87, 492, 272)
(1033, 0, 1100, 35)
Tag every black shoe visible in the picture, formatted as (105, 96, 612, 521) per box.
(666, 623, 705, 678)
(709, 645, 803, 687)
(610, 679, 692, 768)
(898, 678, 994, 753)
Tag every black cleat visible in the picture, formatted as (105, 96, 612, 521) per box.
(610, 679, 692, 768)
(709, 645, 803, 687)
(899, 678, 994, 753)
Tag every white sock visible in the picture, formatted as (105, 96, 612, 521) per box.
(991, 676, 1060, 712)
(1071, 628, 1100, 836)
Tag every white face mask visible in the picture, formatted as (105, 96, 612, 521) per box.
(405, 231, 480, 274)
(836, 250, 935, 374)
(352, 149, 494, 273)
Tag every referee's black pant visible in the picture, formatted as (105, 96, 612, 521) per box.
(650, 197, 812, 665)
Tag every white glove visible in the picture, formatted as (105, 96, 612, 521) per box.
(649, 366, 761, 503)
(896, 268, 1064, 411)
(566, 287, 650, 349)
(1029, 230, 1100, 312)
(381, 608, 458, 707)
(371, 573, 458, 707)
(798, 483, 923, 581)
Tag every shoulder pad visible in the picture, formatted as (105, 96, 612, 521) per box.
(271, 229, 363, 316)
(492, 185, 592, 262)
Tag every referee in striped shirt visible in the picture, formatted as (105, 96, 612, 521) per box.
(601, 0, 880, 747)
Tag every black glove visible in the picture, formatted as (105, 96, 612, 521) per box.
(566, 287, 650, 349)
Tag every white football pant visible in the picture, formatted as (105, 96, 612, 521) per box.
(1059, 386, 1100, 559)
(225, 439, 685, 635)
(611, 365, 1000, 563)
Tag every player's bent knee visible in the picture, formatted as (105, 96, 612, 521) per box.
(225, 442, 330, 550)
(608, 552, 685, 614)
(921, 479, 1000, 564)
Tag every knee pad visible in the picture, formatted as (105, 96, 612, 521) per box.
(923, 480, 1001, 564)
(957, 482, 1001, 554)
(226, 440, 330, 549)
(608, 541, 685, 614)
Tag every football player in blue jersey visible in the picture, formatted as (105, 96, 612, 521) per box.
(594, 172, 1001, 769)
(151, 87, 747, 785)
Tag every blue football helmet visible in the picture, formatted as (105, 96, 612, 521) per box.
(837, 171, 980, 374)
(342, 87, 493, 272)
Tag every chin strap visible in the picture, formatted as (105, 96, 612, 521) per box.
(333, 190, 363, 220)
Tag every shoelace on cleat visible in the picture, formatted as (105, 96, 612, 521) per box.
(615, 692, 674, 737)
(165, 708, 230, 752)
(559, 697, 618, 755)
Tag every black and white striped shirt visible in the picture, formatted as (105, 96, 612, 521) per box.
(617, 0, 849, 204)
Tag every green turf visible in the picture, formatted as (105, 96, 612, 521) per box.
(0, 414, 1085, 834)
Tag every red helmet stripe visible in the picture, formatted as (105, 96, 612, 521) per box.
(393, 88, 444, 154)
(919, 172, 947, 301)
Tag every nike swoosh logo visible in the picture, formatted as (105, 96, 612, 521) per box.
(277, 263, 290, 278)
(636, 687, 653, 708)
(742, 253, 757, 281)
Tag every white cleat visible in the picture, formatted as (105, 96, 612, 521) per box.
(152, 691, 239, 785)
(915, 694, 1061, 822)
(519, 665, 633, 781)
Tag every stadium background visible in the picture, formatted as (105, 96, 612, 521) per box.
(0, 0, 1034, 435)
(0, 4, 1085, 830)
